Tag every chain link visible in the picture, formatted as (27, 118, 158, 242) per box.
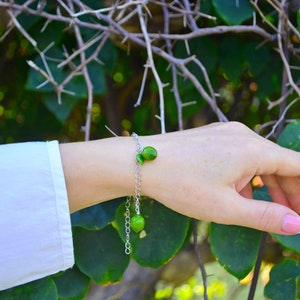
(124, 133, 143, 255)
(124, 196, 132, 255)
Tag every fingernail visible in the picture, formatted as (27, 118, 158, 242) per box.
(282, 215, 300, 234)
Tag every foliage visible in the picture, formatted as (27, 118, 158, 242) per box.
(0, 0, 300, 299)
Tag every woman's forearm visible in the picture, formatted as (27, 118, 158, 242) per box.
(59, 137, 136, 213)
(59, 122, 300, 235)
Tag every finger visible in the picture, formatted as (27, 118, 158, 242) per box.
(262, 175, 300, 212)
(221, 191, 300, 235)
(277, 176, 300, 212)
(261, 175, 290, 207)
(238, 182, 252, 199)
(257, 141, 300, 177)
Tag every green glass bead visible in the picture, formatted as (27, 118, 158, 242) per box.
(141, 146, 157, 161)
(130, 214, 145, 233)
(129, 202, 136, 214)
(136, 153, 145, 165)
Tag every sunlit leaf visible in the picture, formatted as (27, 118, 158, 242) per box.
(264, 259, 300, 300)
(277, 120, 300, 151)
(210, 223, 262, 280)
(0, 277, 57, 300)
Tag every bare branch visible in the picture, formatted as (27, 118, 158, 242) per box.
(137, 4, 166, 133)
(0, 0, 297, 135)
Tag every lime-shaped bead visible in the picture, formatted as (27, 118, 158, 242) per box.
(130, 214, 145, 233)
(141, 146, 157, 161)
(136, 153, 145, 165)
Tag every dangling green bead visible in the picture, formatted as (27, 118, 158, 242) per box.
(130, 214, 145, 233)
(141, 146, 157, 161)
(136, 153, 145, 165)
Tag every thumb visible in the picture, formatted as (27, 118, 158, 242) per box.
(227, 193, 300, 235)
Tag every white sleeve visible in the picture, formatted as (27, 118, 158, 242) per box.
(0, 141, 74, 291)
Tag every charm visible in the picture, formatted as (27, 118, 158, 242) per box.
(136, 146, 158, 164)
(130, 214, 145, 233)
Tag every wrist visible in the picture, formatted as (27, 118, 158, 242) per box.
(60, 136, 136, 212)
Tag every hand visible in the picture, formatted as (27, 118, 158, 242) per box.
(142, 122, 300, 235)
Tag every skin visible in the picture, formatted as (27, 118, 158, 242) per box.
(60, 121, 300, 235)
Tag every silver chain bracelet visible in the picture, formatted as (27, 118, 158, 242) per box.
(124, 133, 157, 255)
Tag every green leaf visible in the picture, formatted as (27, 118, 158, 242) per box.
(30, 21, 66, 50)
(210, 223, 262, 280)
(71, 198, 123, 230)
(272, 233, 300, 253)
(277, 120, 300, 151)
(52, 266, 90, 300)
(243, 42, 270, 76)
(297, 10, 300, 32)
(97, 39, 118, 74)
(174, 37, 218, 78)
(87, 61, 107, 95)
(220, 37, 244, 81)
(253, 185, 272, 203)
(114, 199, 190, 268)
(213, 0, 254, 25)
(26, 52, 106, 97)
(264, 259, 300, 300)
(26, 51, 66, 93)
(73, 225, 130, 285)
(43, 94, 81, 123)
(0, 277, 57, 300)
(255, 58, 282, 98)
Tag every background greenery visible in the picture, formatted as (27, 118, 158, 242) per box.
(0, 0, 299, 299)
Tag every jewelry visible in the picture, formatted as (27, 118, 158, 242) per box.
(124, 133, 157, 255)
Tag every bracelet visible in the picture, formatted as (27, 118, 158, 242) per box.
(124, 133, 158, 255)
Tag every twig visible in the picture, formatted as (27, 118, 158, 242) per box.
(256, 119, 295, 134)
(182, 0, 198, 31)
(247, 232, 267, 300)
(7, 10, 37, 47)
(265, 0, 300, 41)
(137, 4, 166, 134)
(277, 2, 300, 99)
(141, 25, 275, 41)
(265, 97, 299, 139)
(58, 32, 104, 69)
(193, 220, 209, 300)
(71, 0, 146, 18)
(161, 0, 184, 130)
(277, 0, 289, 136)
(66, 0, 95, 141)
(1, 0, 297, 136)
(134, 64, 149, 108)
(251, 0, 278, 33)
